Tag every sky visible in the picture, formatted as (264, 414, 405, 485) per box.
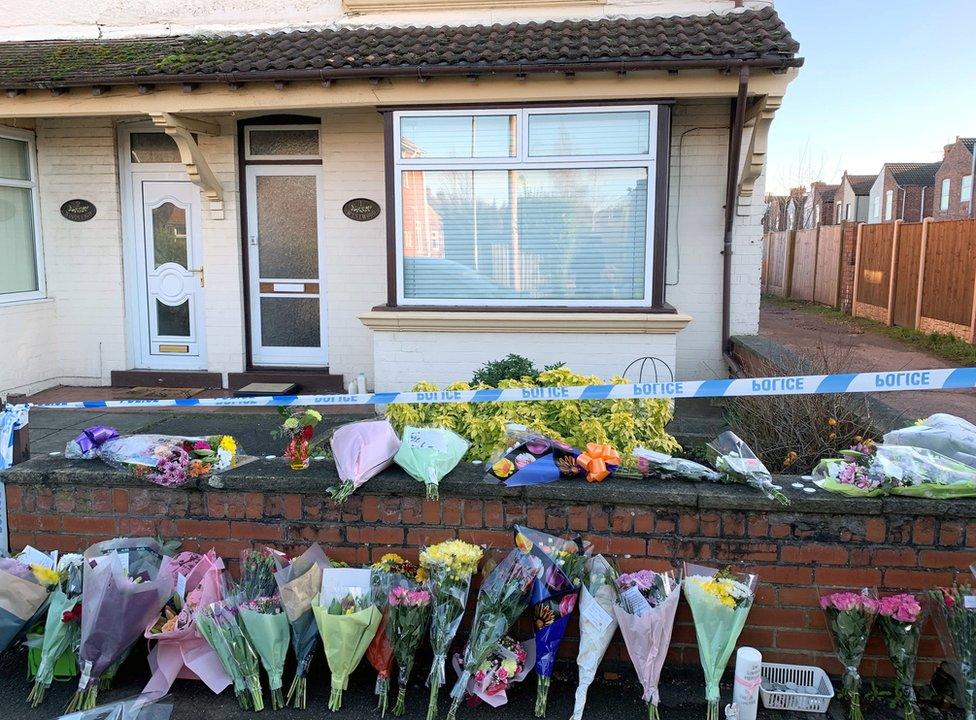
(766, 0, 976, 194)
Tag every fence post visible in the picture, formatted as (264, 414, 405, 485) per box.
(886, 219, 902, 326)
(970, 260, 976, 344)
(811, 223, 821, 305)
(784, 229, 797, 298)
(835, 221, 847, 308)
(914, 217, 931, 331)
(851, 223, 864, 317)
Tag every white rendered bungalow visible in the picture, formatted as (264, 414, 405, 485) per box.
(0, 0, 800, 395)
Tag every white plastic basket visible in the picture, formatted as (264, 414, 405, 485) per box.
(759, 662, 834, 714)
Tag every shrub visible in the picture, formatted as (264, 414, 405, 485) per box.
(386, 366, 679, 463)
(724, 346, 879, 474)
(470, 354, 564, 387)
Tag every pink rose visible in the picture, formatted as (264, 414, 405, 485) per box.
(194, 440, 211, 450)
(559, 593, 578, 617)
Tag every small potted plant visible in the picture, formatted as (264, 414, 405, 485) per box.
(273, 408, 323, 470)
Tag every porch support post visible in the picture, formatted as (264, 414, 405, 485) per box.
(149, 112, 225, 219)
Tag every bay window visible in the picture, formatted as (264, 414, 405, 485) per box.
(391, 106, 664, 307)
(0, 128, 44, 303)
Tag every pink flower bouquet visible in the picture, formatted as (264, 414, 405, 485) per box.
(143, 550, 231, 696)
(878, 593, 928, 720)
(820, 589, 879, 720)
(328, 419, 401, 504)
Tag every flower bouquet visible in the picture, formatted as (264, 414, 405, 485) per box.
(884, 413, 976, 468)
(611, 568, 682, 720)
(273, 408, 323, 470)
(447, 549, 541, 720)
(485, 430, 583, 487)
(451, 636, 533, 708)
(313, 567, 382, 711)
(26, 553, 83, 706)
(65, 429, 251, 487)
(239, 595, 291, 709)
(239, 548, 279, 601)
(328, 419, 401, 504)
(633, 448, 723, 483)
(514, 526, 587, 717)
(571, 554, 620, 720)
(196, 599, 265, 711)
(0, 553, 56, 655)
(931, 586, 976, 720)
(820, 589, 879, 720)
(143, 550, 231, 697)
(368, 554, 418, 715)
(67, 538, 175, 712)
(388, 578, 433, 717)
(682, 564, 757, 720)
(273, 543, 333, 709)
(705, 431, 789, 505)
(814, 442, 976, 498)
(878, 593, 928, 720)
(421, 539, 483, 720)
(395, 426, 469, 500)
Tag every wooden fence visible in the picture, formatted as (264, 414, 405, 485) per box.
(762, 217, 976, 343)
(761, 223, 856, 310)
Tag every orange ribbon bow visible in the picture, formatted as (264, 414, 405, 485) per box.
(576, 443, 621, 483)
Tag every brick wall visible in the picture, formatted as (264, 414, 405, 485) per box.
(7, 467, 970, 680)
(933, 141, 975, 221)
(838, 222, 859, 313)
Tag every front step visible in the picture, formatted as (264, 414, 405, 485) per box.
(227, 370, 345, 394)
(111, 369, 224, 389)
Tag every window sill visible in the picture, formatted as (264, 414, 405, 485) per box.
(0, 295, 52, 310)
(359, 307, 692, 333)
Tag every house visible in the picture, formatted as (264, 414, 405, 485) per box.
(933, 137, 975, 221)
(833, 172, 874, 223)
(0, 0, 801, 395)
(762, 194, 790, 232)
(867, 162, 941, 223)
(807, 181, 839, 227)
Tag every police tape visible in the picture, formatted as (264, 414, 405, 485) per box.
(22, 367, 976, 410)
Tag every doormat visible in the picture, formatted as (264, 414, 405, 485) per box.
(119, 387, 205, 400)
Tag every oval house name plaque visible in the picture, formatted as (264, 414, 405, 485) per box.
(60, 199, 97, 222)
(342, 198, 381, 222)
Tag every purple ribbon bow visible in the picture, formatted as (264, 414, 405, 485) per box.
(73, 425, 119, 455)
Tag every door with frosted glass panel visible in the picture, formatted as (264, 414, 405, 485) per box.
(245, 166, 328, 366)
(137, 180, 205, 363)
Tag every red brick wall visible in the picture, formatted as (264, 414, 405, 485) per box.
(838, 222, 859, 312)
(933, 142, 975, 221)
(6, 481, 968, 679)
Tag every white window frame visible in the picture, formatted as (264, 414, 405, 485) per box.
(392, 105, 658, 308)
(884, 190, 894, 221)
(941, 178, 952, 211)
(244, 124, 322, 161)
(961, 175, 973, 204)
(0, 126, 45, 304)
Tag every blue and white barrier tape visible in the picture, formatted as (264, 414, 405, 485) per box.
(22, 367, 976, 410)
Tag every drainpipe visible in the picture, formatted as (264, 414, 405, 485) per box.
(722, 66, 750, 358)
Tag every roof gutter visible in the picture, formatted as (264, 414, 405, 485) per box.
(721, 65, 749, 358)
(2, 56, 802, 90)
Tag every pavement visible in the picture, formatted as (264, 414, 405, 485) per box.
(760, 300, 976, 424)
(0, 642, 959, 720)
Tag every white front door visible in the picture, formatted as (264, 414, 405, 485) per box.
(245, 165, 328, 367)
(133, 178, 206, 365)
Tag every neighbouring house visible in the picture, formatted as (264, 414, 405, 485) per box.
(0, 0, 801, 396)
(833, 172, 874, 223)
(762, 194, 790, 232)
(867, 162, 941, 223)
(933, 137, 975, 221)
(806, 181, 839, 227)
